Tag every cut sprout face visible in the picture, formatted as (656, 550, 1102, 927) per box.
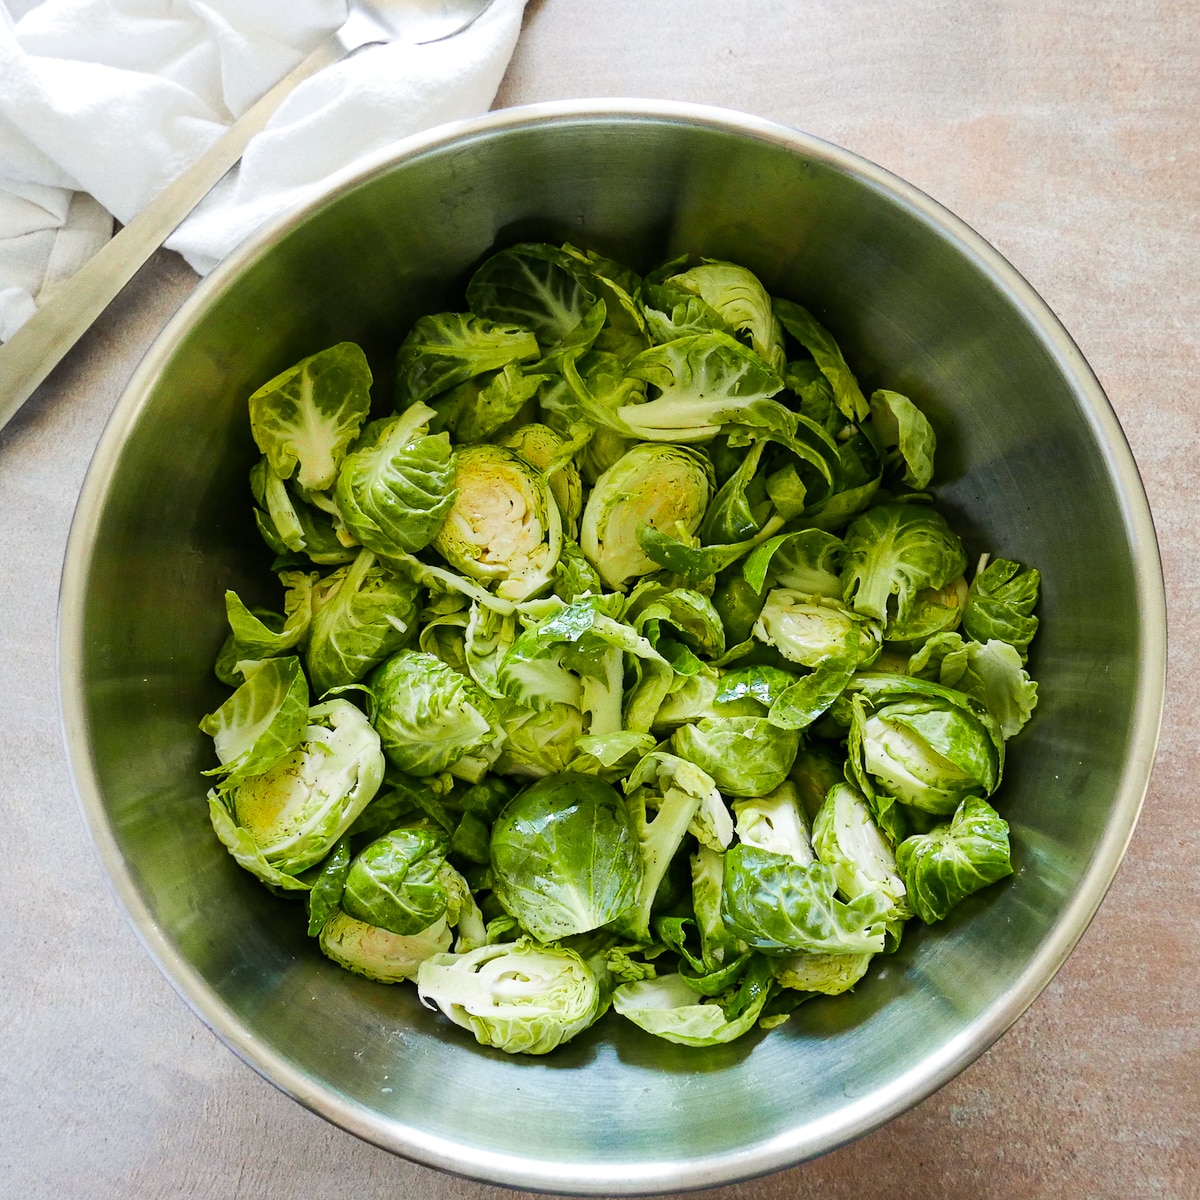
(432, 444, 562, 601)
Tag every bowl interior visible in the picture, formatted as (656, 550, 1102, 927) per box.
(59, 104, 1164, 1193)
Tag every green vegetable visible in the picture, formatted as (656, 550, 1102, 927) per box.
(393, 311, 539, 407)
(896, 796, 1013, 923)
(368, 649, 501, 781)
(318, 909, 452, 982)
(671, 715, 800, 798)
(341, 828, 449, 936)
(417, 939, 602, 1055)
(580, 442, 713, 590)
(199, 656, 310, 791)
(306, 551, 420, 695)
(334, 402, 456, 557)
(466, 242, 605, 359)
(963, 557, 1041, 660)
(490, 773, 643, 942)
(847, 673, 1004, 817)
(431, 443, 562, 601)
(841, 502, 968, 631)
(199, 241, 1043, 1057)
(611, 963, 773, 1047)
(666, 260, 786, 372)
(721, 843, 890, 955)
(869, 388, 936, 490)
(811, 782, 910, 923)
(215, 571, 316, 684)
(207, 698, 385, 883)
(249, 342, 372, 493)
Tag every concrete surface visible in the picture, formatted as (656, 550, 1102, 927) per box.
(1, 1, 1196, 1197)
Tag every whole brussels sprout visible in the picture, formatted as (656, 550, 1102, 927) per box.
(340, 828, 450, 936)
(334, 402, 457, 557)
(580, 443, 713, 590)
(306, 550, 421, 696)
(431, 443, 563, 601)
(490, 773, 643, 941)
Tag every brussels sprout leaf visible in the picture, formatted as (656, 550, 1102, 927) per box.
(249, 342, 372, 493)
(721, 844, 889, 955)
(896, 796, 1013, 923)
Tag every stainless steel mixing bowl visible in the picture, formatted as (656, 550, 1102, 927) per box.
(58, 100, 1166, 1193)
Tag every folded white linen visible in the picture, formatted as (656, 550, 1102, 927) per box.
(0, 0, 526, 340)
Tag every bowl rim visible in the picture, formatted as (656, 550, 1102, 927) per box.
(57, 98, 1168, 1193)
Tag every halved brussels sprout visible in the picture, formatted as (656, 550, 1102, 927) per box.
(431, 443, 563, 601)
(494, 702, 585, 778)
(209, 698, 385, 884)
(848, 675, 1003, 816)
(417, 939, 602, 1055)
(501, 422, 584, 537)
(774, 951, 874, 996)
(580, 443, 713, 590)
(318, 909, 452, 982)
(753, 587, 882, 669)
(732, 781, 815, 865)
(812, 782, 909, 921)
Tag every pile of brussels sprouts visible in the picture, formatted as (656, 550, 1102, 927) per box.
(200, 243, 1041, 1054)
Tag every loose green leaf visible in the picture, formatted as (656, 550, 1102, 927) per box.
(896, 796, 1013, 923)
(249, 342, 373, 493)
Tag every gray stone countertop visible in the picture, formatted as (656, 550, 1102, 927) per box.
(2, 2, 1196, 1197)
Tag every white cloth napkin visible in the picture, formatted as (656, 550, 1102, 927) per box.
(0, 0, 526, 341)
